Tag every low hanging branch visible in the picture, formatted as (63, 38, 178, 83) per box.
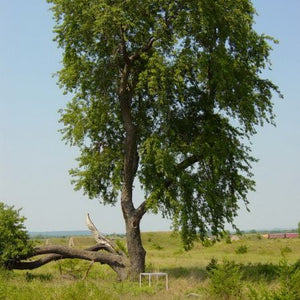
(8, 214, 129, 280)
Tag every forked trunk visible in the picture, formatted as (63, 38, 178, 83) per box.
(118, 60, 148, 279)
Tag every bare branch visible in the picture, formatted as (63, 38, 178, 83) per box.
(86, 213, 115, 251)
(86, 213, 127, 256)
(119, 26, 131, 65)
(129, 36, 155, 62)
(177, 155, 200, 171)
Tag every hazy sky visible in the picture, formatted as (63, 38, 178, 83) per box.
(1, 1, 300, 233)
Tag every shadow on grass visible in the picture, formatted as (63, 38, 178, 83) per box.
(161, 266, 208, 280)
(161, 262, 287, 282)
(239, 263, 279, 282)
(150, 258, 300, 285)
(240, 259, 300, 282)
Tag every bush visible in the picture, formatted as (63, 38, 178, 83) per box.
(280, 246, 292, 255)
(235, 245, 248, 254)
(0, 202, 33, 268)
(208, 260, 242, 299)
(275, 257, 300, 299)
(206, 258, 218, 272)
(248, 257, 300, 300)
(202, 238, 214, 247)
(223, 230, 232, 244)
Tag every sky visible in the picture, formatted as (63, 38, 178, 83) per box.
(0, 1, 300, 233)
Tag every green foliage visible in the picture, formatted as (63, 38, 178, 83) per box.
(152, 243, 164, 250)
(48, 0, 281, 248)
(274, 257, 300, 299)
(256, 234, 262, 240)
(3, 234, 300, 299)
(235, 245, 248, 254)
(223, 230, 232, 244)
(206, 258, 218, 272)
(25, 272, 53, 282)
(280, 246, 292, 255)
(208, 259, 242, 299)
(115, 239, 128, 256)
(202, 238, 214, 247)
(248, 257, 300, 300)
(57, 259, 87, 279)
(0, 202, 33, 268)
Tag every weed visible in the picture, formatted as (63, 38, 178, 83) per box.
(202, 239, 214, 247)
(25, 272, 53, 282)
(206, 258, 218, 272)
(235, 244, 248, 254)
(256, 234, 262, 240)
(280, 246, 292, 255)
(152, 243, 164, 250)
(57, 258, 86, 279)
(223, 230, 232, 244)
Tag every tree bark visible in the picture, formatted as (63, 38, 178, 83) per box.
(7, 215, 132, 281)
(116, 39, 148, 276)
(8, 244, 129, 281)
(125, 216, 146, 277)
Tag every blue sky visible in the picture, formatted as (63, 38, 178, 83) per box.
(0, 1, 299, 233)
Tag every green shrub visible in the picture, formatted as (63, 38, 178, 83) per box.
(235, 245, 248, 254)
(280, 246, 292, 255)
(256, 234, 262, 240)
(152, 243, 164, 250)
(248, 257, 300, 300)
(223, 230, 232, 244)
(202, 238, 214, 247)
(206, 258, 218, 272)
(225, 236, 232, 244)
(57, 259, 86, 278)
(274, 257, 300, 299)
(0, 202, 33, 268)
(208, 259, 242, 299)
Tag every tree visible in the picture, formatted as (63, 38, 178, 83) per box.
(0, 202, 33, 269)
(9, 0, 280, 279)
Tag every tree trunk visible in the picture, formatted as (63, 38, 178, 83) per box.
(125, 215, 146, 277)
(121, 183, 146, 278)
(118, 59, 147, 278)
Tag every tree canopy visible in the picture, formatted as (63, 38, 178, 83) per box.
(48, 0, 280, 251)
(0, 202, 33, 268)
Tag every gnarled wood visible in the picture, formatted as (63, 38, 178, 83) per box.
(8, 215, 130, 281)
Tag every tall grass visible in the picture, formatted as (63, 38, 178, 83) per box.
(3, 232, 300, 299)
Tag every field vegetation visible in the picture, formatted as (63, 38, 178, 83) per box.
(2, 232, 300, 299)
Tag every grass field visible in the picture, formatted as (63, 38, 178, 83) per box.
(2, 232, 300, 299)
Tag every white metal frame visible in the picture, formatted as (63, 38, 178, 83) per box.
(139, 272, 168, 290)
